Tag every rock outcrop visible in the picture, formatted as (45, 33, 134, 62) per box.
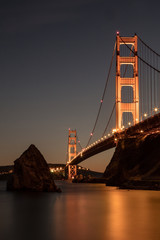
(104, 128, 160, 189)
(7, 144, 61, 192)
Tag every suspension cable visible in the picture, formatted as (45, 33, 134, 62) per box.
(137, 34, 160, 57)
(119, 36, 160, 73)
(86, 42, 116, 147)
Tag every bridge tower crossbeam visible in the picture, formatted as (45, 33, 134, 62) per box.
(116, 34, 139, 129)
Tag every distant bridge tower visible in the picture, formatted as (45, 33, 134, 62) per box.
(116, 33, 139, 129)
(68, 129, 77, 179)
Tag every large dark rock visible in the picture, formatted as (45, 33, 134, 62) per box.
(104, 128, 160, 189)
(7, 144, 61, 192)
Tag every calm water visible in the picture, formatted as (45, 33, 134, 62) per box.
(0, 180, 160, 240)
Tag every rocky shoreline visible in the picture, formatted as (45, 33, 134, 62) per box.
(104, 127, 160, 190)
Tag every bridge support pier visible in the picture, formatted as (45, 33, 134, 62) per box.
(67, 129, 77, 180)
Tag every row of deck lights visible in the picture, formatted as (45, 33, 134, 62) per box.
(74, 123, 141, 159)
(50, 167, 63, 172)
(86, 135, 108, 149)
(70, 107, 159, 162)
(141, 107, 158, 119)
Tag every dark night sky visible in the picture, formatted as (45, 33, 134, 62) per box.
(0, 0, 160, 171)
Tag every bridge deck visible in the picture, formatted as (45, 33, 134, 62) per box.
(68, 113, 160, 165)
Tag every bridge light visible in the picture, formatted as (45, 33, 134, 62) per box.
(101, 99, 103, 103)
(140, 130, 143, 133)
(108, 133, 111, 137)
(154, 107, 158, 112)
(112, 128, 117, 133)
(116, 31, 119, 35)
(90, 132, 93, 136)
(128, 122, 131, 126)
(114, 138, 117, 141)
(135, 118, 138, 122)
(101, 137, 104, 140)
(144, 113, 147, 117)
(104, 136, 107, 138)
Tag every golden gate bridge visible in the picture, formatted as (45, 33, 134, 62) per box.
(66, 33, 160, 179)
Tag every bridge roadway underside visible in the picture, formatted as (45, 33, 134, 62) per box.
(69, 113, 160, 166)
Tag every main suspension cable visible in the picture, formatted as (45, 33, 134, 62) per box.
(137, 34, 160, 57)
(86, 42, 116, 147)
(119, 36, 160, 73)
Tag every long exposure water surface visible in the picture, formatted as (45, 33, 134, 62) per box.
(0, 180, 160, 240)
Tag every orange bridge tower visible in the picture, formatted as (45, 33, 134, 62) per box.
(116, 33, 139, 129)
(68, 129, 77, 180)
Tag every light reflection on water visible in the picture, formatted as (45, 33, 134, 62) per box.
(0, 180, 160, 240)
